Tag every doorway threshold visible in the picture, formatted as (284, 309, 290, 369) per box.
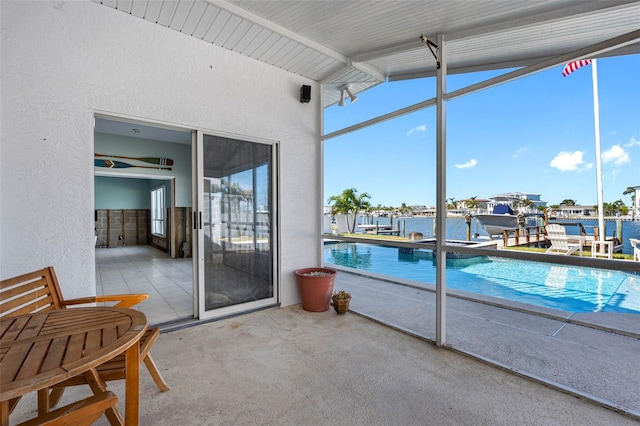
(159, 304, 280, 334)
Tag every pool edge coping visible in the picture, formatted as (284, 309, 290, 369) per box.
(330, 264, 640, 340)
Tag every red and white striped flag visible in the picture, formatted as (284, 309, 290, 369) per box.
(562, 59, 592, 77)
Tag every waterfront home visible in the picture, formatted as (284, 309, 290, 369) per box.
(487, 192, 547, 214)
(554, 205, 598, 218)
(456, 198, 491, 214)
(2, 1, 639, 422)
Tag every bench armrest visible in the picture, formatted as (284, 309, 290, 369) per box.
(63, 294, 149, 308)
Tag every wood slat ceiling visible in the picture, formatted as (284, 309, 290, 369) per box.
(92, 0, 640, 107)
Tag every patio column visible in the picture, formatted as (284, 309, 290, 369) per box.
(435, 33, 447, 347)
(319, 83, 326, 266)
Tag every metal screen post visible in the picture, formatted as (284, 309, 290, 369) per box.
(435, 33, 447, 347)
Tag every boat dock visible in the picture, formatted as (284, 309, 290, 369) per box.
(346, 218, 628, 258)
(357, 223, 402, 236)
(496, 225, 624, 256)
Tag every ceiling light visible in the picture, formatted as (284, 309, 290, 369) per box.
(338, 84, 357, 106)
(344, 85, 358, 103)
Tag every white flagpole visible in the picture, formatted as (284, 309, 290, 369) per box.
(591, 59, 605, 242)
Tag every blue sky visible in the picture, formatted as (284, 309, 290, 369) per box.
(324, 54, 640, 208)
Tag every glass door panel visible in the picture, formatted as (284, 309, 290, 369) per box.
(198, 134, 276, 318)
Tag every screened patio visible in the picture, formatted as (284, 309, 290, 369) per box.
(2, 0, 640, 423)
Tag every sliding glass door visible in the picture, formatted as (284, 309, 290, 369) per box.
(195, 132, 277, 319)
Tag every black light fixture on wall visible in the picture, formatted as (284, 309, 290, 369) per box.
(300, 85, 311, 103)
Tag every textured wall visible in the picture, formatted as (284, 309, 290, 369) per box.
(0, 0, 320, 304)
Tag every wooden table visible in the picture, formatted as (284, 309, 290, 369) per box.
(0, 307, 147, 426)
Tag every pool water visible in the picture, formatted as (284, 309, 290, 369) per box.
(324, 243, 640, 314)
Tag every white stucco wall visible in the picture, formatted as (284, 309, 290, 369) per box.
(0, 0, 320, 305)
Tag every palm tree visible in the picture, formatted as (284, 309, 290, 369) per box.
(521, 198, 534, 213)
(399, 202, 412, 217)
(595, 202, 616, 216)
(466, 196, 479, 209)
(327, 188, 371, 233)
(610, 199, 628, 216)
(560, 199, 576, 206)
(363, 204, 374, 224)
(447, 197, 457, 210)
(513, 198, 523, 212)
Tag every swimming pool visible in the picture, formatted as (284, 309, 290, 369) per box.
(324, 242, 640, 314)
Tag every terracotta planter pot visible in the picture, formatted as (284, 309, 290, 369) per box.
(332, 296, 351, 314)
(295, 267, 337, 312)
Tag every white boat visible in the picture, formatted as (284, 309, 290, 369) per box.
(474, 205, 537, 237)
(474, 214, 520, 236)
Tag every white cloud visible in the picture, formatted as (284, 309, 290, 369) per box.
(455, 159, 478, 169)
(624, 136, 640, 148)
(407, 124, 427, 136)
(512, 146, 529, 159)
(601, 144, 629, 165)
(550, 151, 592, 172)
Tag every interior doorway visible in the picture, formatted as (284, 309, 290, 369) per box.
(94, 116, 195, 326)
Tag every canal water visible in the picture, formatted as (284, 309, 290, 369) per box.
(325, 215, 640, 255)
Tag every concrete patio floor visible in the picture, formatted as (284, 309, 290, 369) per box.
(9, 303, 639, 425)
(333, 268, 640, 417)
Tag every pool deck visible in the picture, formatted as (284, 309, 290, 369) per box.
(333, 267, 640, 418)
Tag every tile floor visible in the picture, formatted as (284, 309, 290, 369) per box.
(95, 245, 194, 326)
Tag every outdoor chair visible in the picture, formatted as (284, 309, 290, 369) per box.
(544, 224, 583, 256)
(631, 238, 640, 261)
(17, 391, 118, 426)
(0, 266, 169, 417)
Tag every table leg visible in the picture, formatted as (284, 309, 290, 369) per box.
(37, 389, 50, 416)
(1, 400, 8, 426)
(83, 369, 123, 426)
(125, 339, 141, 426)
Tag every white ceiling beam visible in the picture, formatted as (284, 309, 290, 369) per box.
(212, 0, 348, 64)
(214, 1, 388, 84)
(320, 60, 386, 85)
(350, 1, 637, 64)
(323, 29, 640, 140)
(388, 41, 640, 82)
(448, 1, 638, 42)
(445, 28, 640, 101)
(389, 54, 593, 82)
(351, 39, 423, 63)
(351, 62, 387, 82)
(319, 63, 356, 85)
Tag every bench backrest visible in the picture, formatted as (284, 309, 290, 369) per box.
(0, 266, 65, 318)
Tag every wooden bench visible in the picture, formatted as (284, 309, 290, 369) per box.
(0, 266, 169, 417)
